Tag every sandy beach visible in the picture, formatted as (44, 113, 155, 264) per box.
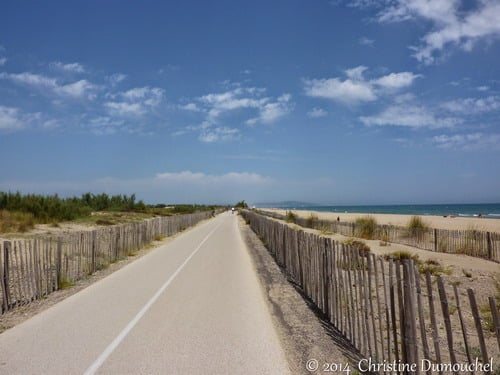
(261, 208, 500, 233)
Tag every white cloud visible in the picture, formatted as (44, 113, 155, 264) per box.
(0, 106, 41, 131)
(441, 96, 500, 114)
(431, 133, 500, 149)
(0, 72, 96, 99)
(104, 86, 164, 117)
(88, 116, 125, 135)
(179, 85, 292, 142)
(246, 94, 292, 125)
(107, 73, 127, 86)
(199, 126, 240, 143)
(104, 101, 145, 116)
(195, 87, 291, 124)
(50, 61, 85, 73)
(1, 72, 56, 88)
(199, 88, 264, 120)
(57, 79, 96, 98)
(0, 57, 6, 66)
(359, 36, 375, 46)
(120, 87, 163, 105)
(360, 102, 461, 128)
(304, 66, 418, 105)
(42, 119, 61, 130)
(345, 66, 368, 80)
(307, 107, 328, 118)
(304, 77, 376, 104)
(179, 103, 202, 112)
(372, 72, 421, 90)
(373, 0, 500, 64)
(0, 106, 25, 131)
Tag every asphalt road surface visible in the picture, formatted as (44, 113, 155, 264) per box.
(0, 212, 291, 374)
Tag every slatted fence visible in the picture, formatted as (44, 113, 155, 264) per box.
(258, 210, 500, 263)
(0, 211, 214, 314)
(243, 210, 500, 374)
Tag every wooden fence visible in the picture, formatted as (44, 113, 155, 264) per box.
(0, 211, 214, 314)
(258, 210, 500, 263)
(242, 210, 500, 374)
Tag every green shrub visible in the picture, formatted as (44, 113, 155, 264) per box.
(306, 213, 319, 228)
(0, 210, 36, 233)
(343, 238, 371, 256)
(384, 250, 420, 263)
(96, 219, 115, 226)
(418, 259, 451, 276)
(379, 227, 390, 246)
(462, 269, 473, 278)
(407, 216, 429, 237)
(479, 304, 496, 332)
(355, 216, 377, 239)
(319, 225, 333, 235)
(285, 211, 297, 224)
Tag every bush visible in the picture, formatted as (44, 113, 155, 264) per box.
(0, 191, 147, 222)
(343, 238, 371, 257)
(407, 216, 429, 237)
(384, 250, 420, 263)
(285, 211, 297, 224)
(418, 259, 451, 276)
(0, 210, 36, 233)
(355, 216, 377, 239)
(306, 213, 319, 228)
(235, 200, 249, 209)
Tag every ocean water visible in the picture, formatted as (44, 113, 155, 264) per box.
(264, 203, 500, 219)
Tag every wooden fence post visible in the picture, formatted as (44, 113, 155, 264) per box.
(488, 297, 500, 353)
(437, 276, 458, 375)
(389, 259, 400, 374)
(467, 288, 489, 365)
(56, 237, 62, 290)
(2, 241, 11, 311)
(91, 230, 96, 274)
(403, 260, 418, 373)
(414, 265, 431, 375)
(323, 239, 330, 319)
(434, 229, 438, 252)
(451, 286, 472, 373)
(487, 232, 492, 260)
(425, 272, 443, 375)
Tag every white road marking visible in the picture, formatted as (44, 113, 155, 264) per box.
(83, 221, 222, 375)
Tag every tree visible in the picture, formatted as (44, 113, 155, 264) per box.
(235, 200, 248, 209)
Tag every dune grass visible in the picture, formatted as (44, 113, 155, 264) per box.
(407, 216, 429, 237)
(0, 210, 36, 233)
(285, 211, 297, 224)
(355, 216, 377, 239)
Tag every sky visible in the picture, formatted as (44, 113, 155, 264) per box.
(1, 0, 500, 205)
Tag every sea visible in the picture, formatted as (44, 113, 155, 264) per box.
(259, 203, 500, 219)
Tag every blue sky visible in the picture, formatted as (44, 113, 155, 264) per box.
(1, 0, 500, 205)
